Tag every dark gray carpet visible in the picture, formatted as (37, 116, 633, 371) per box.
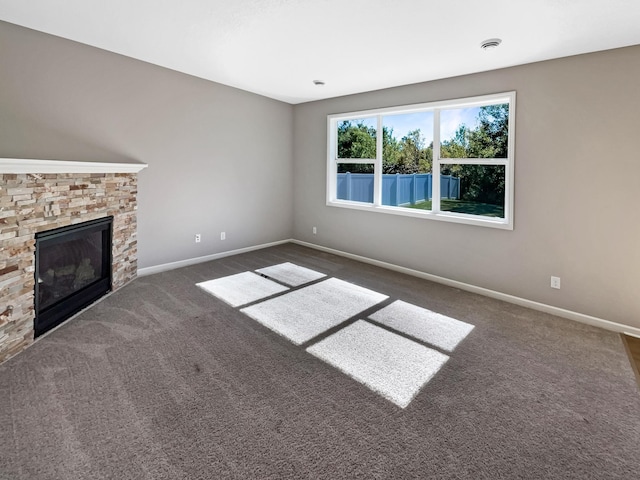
(1, 243, 639, 479)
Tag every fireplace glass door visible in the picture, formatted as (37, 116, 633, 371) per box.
(34, 217, 113, 336)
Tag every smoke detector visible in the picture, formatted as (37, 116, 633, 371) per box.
(480, 38, 502, 50)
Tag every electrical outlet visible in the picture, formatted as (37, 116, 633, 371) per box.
(550, 276, 561, 289)
(312, 226, 317, 235)
(220, 232, 226, 240)
(195, 234, 201, 243)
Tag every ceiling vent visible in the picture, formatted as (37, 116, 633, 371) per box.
(480, 38, 502, 50)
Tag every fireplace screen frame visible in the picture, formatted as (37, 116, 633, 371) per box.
(34, 216, 113, 337)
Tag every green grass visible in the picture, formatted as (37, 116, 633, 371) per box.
(408, 199, 504, 218)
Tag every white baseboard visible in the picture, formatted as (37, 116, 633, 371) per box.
(136, 237, 639, 336)
(137, 239, 292, 277)
(291, 239, 640, 337)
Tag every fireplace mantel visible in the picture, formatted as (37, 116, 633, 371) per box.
(0, 158, 148, 174)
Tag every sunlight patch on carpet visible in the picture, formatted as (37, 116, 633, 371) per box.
(307, 320, 449, 408)
(369, 300, 474, 352)
(197, 263, 472, 408)
(196, 272, 288, 307)
(256, 262, 326, 287)
(240, 278, 387, 345)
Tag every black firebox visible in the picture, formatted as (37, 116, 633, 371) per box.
(34, 216, 113, 337)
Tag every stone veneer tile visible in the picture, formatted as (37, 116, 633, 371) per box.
(0, 172, 140, 363)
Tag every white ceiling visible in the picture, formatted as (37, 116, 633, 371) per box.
(1, 0, 639, 104)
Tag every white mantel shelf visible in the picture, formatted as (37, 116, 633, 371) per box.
(0, 158, 148, 174)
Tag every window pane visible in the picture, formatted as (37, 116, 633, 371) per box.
(337, 117, 377, 159)
(382, 112, 434, 170)
(440, 164, 505, 218)
(440, 104, 509, 159)
(381, 112, 433, 210)
(337, 164, 374, 203)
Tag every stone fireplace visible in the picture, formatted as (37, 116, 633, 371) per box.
(0, 159, 147, 362)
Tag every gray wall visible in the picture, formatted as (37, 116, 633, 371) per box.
(0, 21, 294, 269)
(292, 45, 640, 328)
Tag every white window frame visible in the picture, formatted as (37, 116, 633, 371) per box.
(326, 91, 516, 229)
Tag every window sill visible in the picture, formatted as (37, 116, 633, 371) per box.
(326, 200, 513, 230)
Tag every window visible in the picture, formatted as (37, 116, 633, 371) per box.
(327, 92, 515, 229)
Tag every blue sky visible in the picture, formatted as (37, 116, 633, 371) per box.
(355, 107, 481, 145)
(386, 108, 481, 144)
